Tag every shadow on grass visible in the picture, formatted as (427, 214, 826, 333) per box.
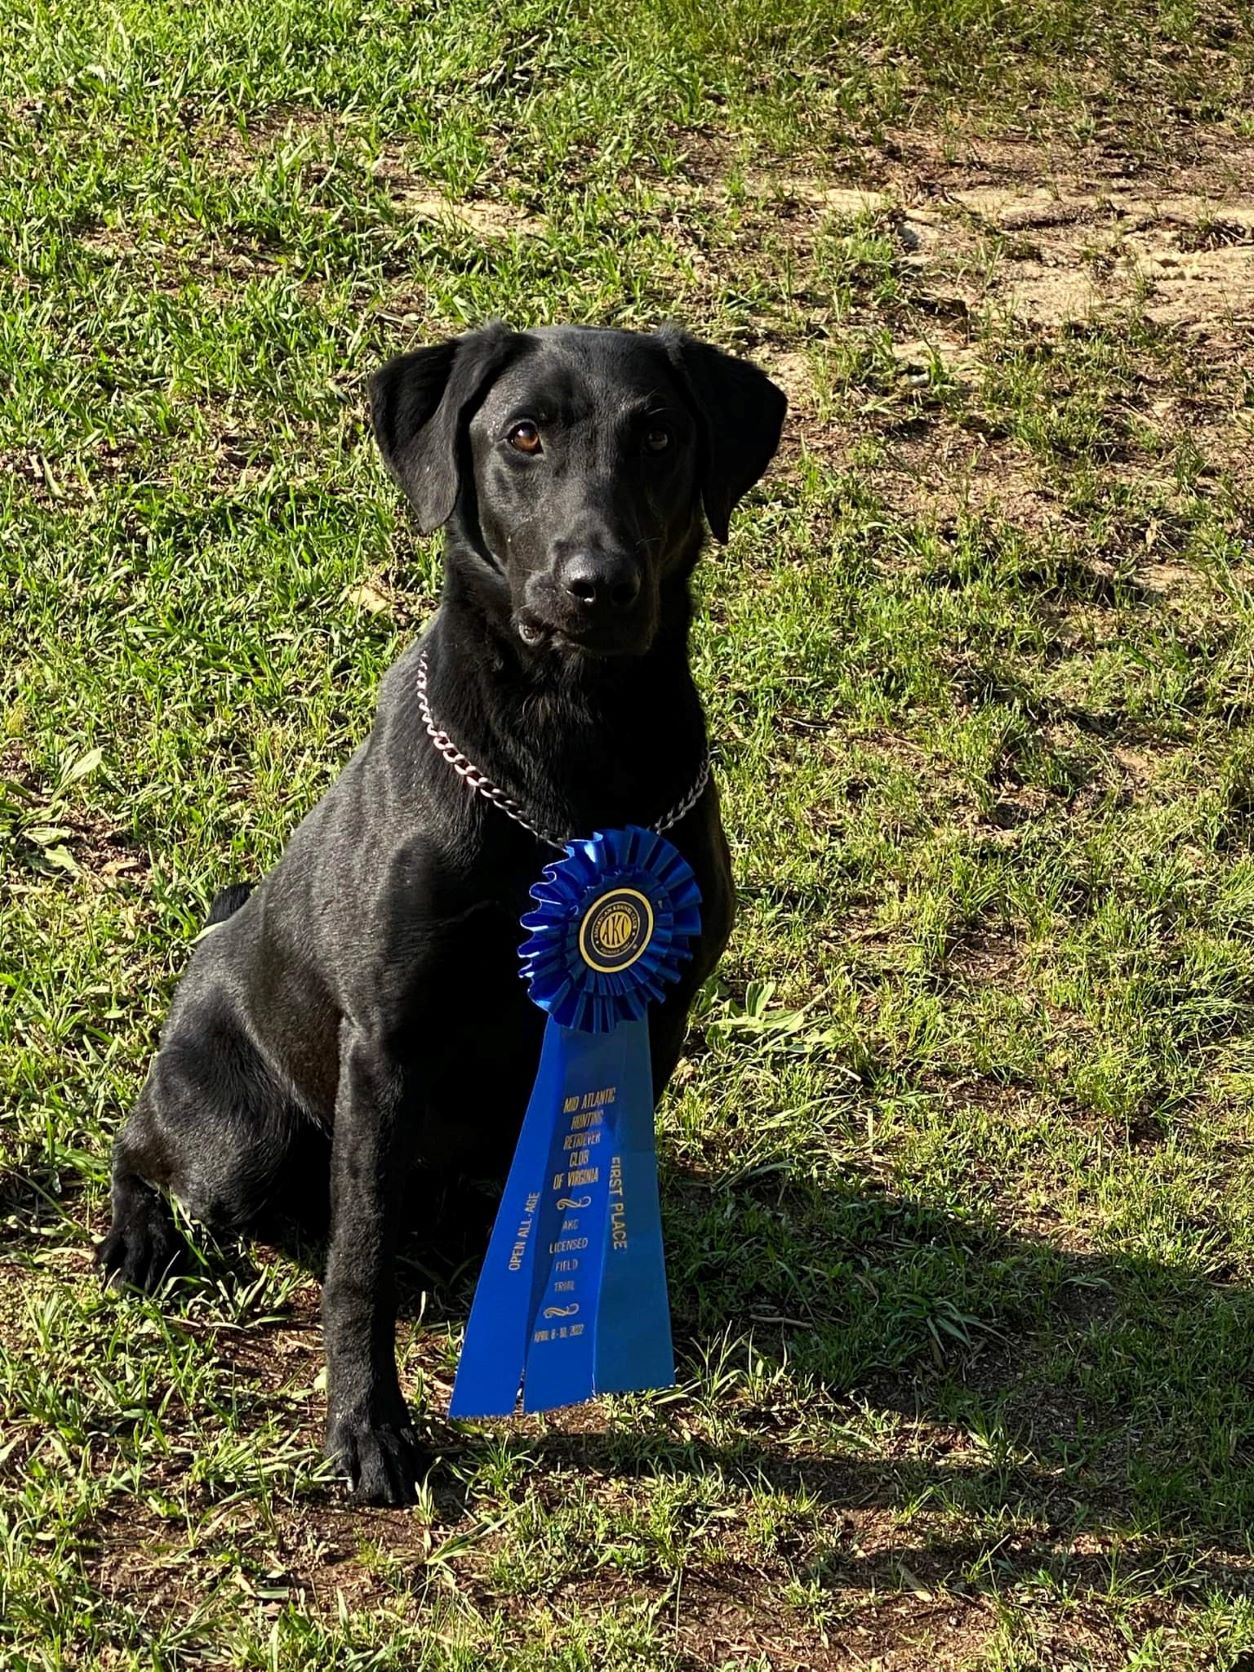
(399, 1165, 1254, 1593)
(8, 1141, 1253, 1601)
(434, 1166, 1254, 1589)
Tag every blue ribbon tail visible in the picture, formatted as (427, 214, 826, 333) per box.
(448, 1021, 569, 1418)
(450, 1016, 674, 1419)
(593, 1017, 676, 1396)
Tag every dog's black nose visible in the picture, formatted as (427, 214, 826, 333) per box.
(559, 552, 641, 614)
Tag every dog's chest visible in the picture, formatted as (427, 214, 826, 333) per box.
(384, 896, 543, 1171)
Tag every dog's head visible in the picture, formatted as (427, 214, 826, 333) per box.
(370, 324, 786, 659)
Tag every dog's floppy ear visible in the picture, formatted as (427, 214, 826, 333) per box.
(370, 324, 522, 532)
(659, 329, 787, 544)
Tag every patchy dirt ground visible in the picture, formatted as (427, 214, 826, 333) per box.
(725, 126, 1253, 579)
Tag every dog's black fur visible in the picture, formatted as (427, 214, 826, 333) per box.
(99, 324, 786, 1505)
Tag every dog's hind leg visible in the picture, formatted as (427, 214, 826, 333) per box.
(99, 1004, 302, 1293)
(206, 881, 254, 925)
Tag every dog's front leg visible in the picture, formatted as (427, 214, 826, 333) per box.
(323, 1027, 425, 1506)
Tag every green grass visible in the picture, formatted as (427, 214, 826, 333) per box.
(4, 0, 1254, 1665)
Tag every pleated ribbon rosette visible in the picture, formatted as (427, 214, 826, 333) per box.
(448, 826, 701, 1418)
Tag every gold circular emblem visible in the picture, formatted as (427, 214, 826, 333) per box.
(578, 888, 654, 974)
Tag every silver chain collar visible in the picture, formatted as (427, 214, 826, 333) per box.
(416, 649, 710, 850)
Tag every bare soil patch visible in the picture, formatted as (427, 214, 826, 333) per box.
(727, 124, 1254, 544)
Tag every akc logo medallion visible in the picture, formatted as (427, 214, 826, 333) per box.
(578, 888, 654, 973)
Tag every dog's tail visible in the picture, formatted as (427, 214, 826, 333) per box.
(206, 881, 255, 926)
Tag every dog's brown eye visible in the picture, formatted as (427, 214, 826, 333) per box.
(645, 427, 670, 453)
(508, 422, 541, 454)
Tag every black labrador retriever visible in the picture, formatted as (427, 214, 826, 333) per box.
(99, 323, 786, 1505)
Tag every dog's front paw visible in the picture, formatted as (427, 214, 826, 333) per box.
(326, 1402, 427, 1506)
(97, 1188, 187, 1294)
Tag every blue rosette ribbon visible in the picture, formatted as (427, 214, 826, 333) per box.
(448, 826, 701, 1418)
